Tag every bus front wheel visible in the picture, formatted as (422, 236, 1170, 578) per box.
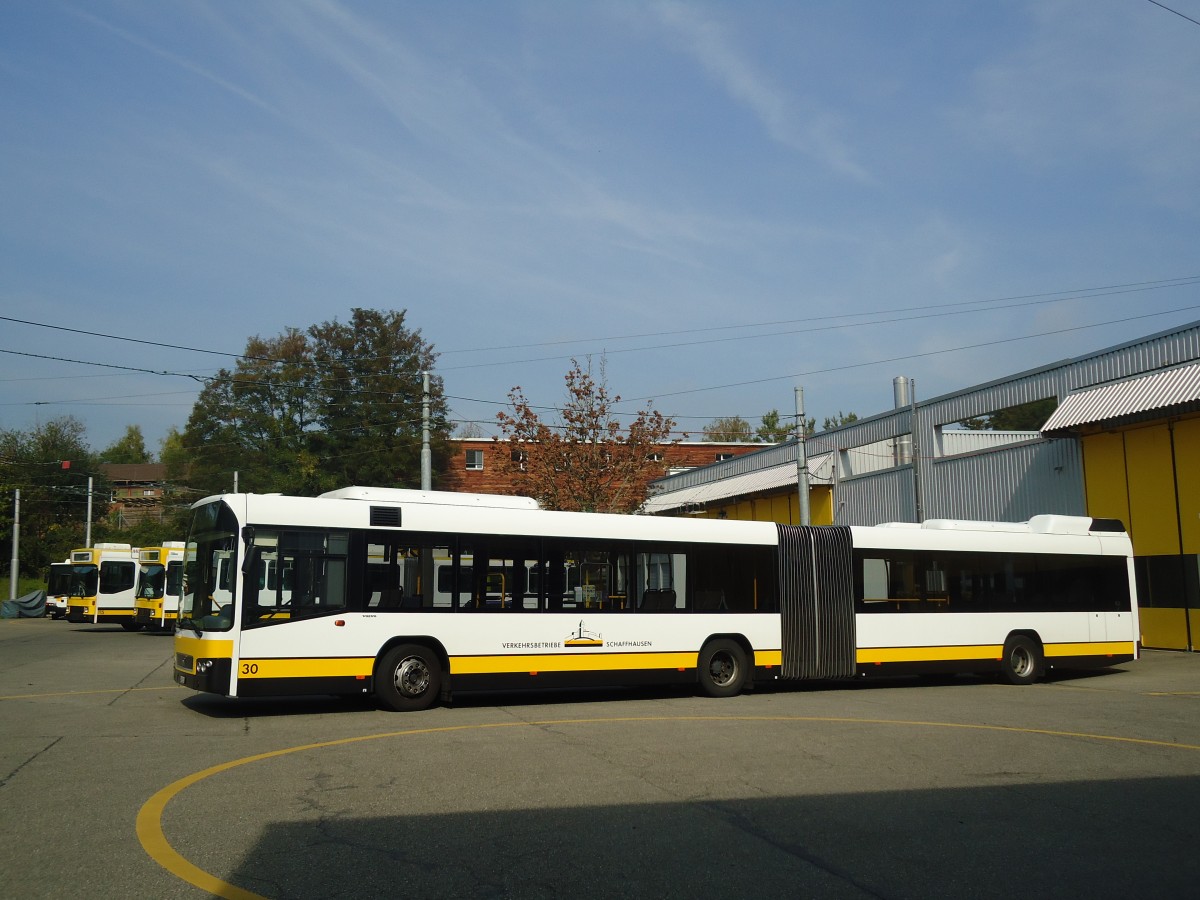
(1001, 635, 1042, 686)
(698, 639, 748, 698)
(376, 644, 442, 712)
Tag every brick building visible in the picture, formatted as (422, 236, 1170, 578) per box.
(440, 438, 770, 496)
(98, 463, 168, 526)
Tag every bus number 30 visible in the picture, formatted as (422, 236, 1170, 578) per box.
(240, 663, 259, 675)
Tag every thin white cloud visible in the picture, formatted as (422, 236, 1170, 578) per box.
(68, 5, 280, 117)
(651, 0, 871, 182)
(961, 0, 1200, 206)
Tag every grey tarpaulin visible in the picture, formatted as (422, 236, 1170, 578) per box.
(1, 589, 46, 618)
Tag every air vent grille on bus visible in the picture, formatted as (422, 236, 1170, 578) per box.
(369, 506, 401, 527)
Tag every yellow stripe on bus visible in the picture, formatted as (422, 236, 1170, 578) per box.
(185, 642, 1135, 682)
(238, 658, 373, 679)
(857, 645, 1003, 664)
(1044, 641, 1135, 658)
(450, 651, 701, 675)
(227, 649, 786, 681)
(755, 650, 783, 668)
(174, 635, 234, 660)
(858, 641, 1136, 665)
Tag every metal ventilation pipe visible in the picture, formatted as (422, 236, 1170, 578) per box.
(893, 377, 913, 466)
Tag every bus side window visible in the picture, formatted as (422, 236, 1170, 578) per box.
(279, 531, 348, 620)
(365, 541, 448, 612)
(637, 551, 681, 612)
(861, 558, 889, 603)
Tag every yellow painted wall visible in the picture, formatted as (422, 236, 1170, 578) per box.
(1140, 607, 1190, 651)
(1174, 417, 1200, 555)
(1082, 432, 1130, 530)
(1125, 424, 1180, 556)
(705, 486, 833, 526)
(1082, 416, 1200, 652)
(811, 486, 834, 525)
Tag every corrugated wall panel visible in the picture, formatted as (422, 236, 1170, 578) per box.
(835, 467, 915, 525)
(926, 441, 1085, 522)
(649, 321, 1199, 526)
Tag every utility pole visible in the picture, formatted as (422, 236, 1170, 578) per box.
(421, 371, 432, 492)
(794, 386, 811, 526)
(9, 490, 18, 601)
(85, 476, 93, 548)
(910, 380, 924, 523)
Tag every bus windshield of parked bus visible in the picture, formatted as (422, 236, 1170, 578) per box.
(138, 564, 166, 600)
(179, 500, 239, 634)
(48, 563, 93, 598)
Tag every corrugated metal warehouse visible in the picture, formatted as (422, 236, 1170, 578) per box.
(646, 321, 1200, 652)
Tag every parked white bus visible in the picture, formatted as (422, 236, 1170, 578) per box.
(134, 543, 187, 630)
(174, 488, 1138, 711)
(45, 558, 73, 619)
(64, 543, 141, 629)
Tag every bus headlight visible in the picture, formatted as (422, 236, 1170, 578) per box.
(197, 659, 214, 674)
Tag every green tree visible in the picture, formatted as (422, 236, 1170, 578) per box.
(494, 358, 676, 513)
(99, 424, 152, 464)
(182, 328, 315, 496)
(180, 310, 446, 497)
(703, 416, 752, 442)
(961, 399, 1057, 431)
(308, 308, 449, 491)
(0, 417, 104, 576)
(756, 409, 793, 443)
(822, 411, 858, 431)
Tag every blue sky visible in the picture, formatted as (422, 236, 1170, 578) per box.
(2, 1, 1199, 455)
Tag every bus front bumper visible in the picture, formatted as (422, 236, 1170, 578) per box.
(174, 655, 232, 695)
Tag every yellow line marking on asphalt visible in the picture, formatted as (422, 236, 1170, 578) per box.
(138, 714, 1200, 899)
(0, 685, 185, 701)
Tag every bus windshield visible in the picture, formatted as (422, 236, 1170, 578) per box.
(47, 564, 75, 597)
(179, 500, 239, 634)
(49, 564, 96, 598)
(138, 565, 166, 600)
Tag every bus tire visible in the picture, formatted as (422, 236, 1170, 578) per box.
(1001, 634, 1042, 685)
(697, 639, 748, 698)
(376, 644, 442, 712)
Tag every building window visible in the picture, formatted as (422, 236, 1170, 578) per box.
(465, 450, 484, 471)
(715, 453, 734, 462)
(648, 453, 664, 463)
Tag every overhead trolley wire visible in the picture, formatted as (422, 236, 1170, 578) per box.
(2, 276, 1198, 421)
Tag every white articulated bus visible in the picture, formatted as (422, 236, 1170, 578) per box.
(134, 543, 187, 630)
(64, 543, 142, 630)
(173, 488, 1138, 711)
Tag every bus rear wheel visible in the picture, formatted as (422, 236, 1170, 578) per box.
(1001, 635, 1043, 686)
(698, 639, 748, 698)
(376, 644, 442, 712)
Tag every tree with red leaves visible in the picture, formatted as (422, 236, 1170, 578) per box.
(493, 358, 676, 513)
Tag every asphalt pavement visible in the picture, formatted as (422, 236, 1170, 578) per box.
(3, 616, 1200, 899)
